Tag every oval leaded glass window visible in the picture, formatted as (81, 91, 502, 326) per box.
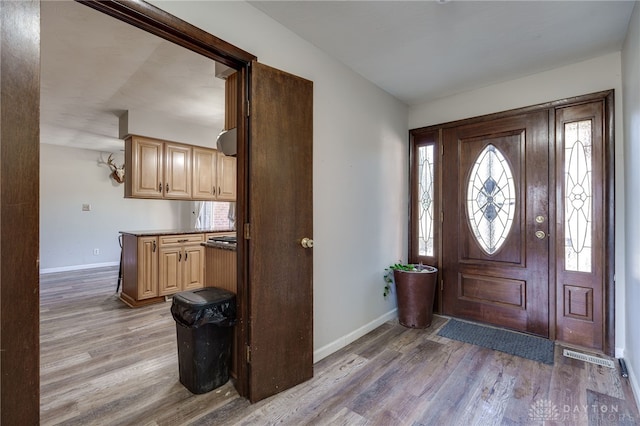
(466, 144, 516, 255)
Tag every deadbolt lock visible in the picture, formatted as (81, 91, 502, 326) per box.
(535, 230, 548, 240)
(535, 215, 545, 224)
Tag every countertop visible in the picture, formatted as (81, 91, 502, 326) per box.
(202, 240, 237, 251)
(120, 228, 235, 237)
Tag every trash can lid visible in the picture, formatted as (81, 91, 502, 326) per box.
(173, 287, 235, 309)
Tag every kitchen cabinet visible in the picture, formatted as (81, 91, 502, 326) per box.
(137, 236, 159, 299)
(192, 147, 237, 201)
(217, 153, 237, 201)
(121, 234, 159, 306)
(164, 142, 192, 199)
(158, 234, 205, 296)
(126, 135, 235, 201)
(192, 147, 217, 200)
(125, 135, 192, 200)
(120, 230, 233, 307)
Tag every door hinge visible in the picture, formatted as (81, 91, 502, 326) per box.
(441, 144, 444, 156)
(246, 345, 251, 363)
(440, 211, 444, 223)
(246, 100, 250, 117)
(244, 223, 251, 240)
(440, 279, 444, 291)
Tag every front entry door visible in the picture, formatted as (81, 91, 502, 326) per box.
(442, 111, 550, 337)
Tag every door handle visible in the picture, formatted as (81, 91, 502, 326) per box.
(301, 237, 314, 248)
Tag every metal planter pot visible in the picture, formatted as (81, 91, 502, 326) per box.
(394, 266, 438, 328)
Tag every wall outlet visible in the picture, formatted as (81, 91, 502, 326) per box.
(82, 203, 91, 211)
(93, 248, 100, 256)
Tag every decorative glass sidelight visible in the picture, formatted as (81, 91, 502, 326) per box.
(467, 144, 516, 255)
(418, 145, 435, 256)
(564, 120, 592, 272)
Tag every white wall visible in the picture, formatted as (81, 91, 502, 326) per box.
(147, 1, 409, 360)
(39, 144, 192, 272)
(409, 52, 627, 358)
(622, 1, 640, 407)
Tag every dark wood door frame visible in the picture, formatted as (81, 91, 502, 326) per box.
(409, 90, 615, 355)
(1, 2, 41, 423)
(2, 1, 261, 420)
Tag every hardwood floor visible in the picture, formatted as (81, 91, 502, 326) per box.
(40, 267, 639, 425)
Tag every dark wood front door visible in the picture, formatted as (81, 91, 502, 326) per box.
(246, 62, 314, 402)
(442, 111, 550, 337)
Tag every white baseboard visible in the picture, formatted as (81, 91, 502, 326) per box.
(40, 261, 119, 274)
(625, 356, 640, 412)
(313, 309, 397, 363)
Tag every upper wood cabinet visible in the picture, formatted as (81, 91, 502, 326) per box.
(216, 153, 237, 201)
(125, 135, 191, 199)
(125, 136, 163, 198)
(192, 147, 237, 201)
(164, 142, 192, 199)
(192, 147, 217, 200)
(125, 135, 235, 201)
(225, 72, 238, 130)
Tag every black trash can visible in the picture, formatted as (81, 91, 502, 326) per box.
(170, 287, 236, 394)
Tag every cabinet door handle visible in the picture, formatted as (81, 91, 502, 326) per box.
(166, 183, 169, 192)
(152, 241, 156, 252)
(218, 186, 221, 196)
(179, 252, 182, 262)
(158, 183, 162, 192)
(185, 251, 188, 261)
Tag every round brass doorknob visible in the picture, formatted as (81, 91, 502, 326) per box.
(301, 237, 314, 248)
(535, 230, 548, 239)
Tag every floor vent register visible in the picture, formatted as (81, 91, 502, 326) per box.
(562, 349, 615, 368)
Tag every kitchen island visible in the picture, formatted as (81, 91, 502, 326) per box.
(202, 237, 238, 377)
(119, 229, 234, 307)
(203, 237, 237, 295)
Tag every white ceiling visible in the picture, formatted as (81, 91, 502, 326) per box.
(40, 1, 226, 153)
(250, 1, 635, 106)
(41, 1, 635, 153)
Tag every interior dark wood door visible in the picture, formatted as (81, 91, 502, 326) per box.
(442, 111, 550, 337)
(247, 61, 313, 402)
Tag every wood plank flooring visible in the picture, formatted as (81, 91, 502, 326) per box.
(40, 267, 639, 425)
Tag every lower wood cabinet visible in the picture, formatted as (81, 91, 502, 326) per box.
(121, 232, 207, 307)
(137, 236, 159, 299)
(158, 234, 205, 296)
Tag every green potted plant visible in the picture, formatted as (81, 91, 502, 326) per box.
(384, 262, 438, 328)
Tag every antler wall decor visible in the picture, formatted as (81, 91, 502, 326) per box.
(99, 153, 125, 184)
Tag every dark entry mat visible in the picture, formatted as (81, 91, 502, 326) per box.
(437, 319, 555, 365)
